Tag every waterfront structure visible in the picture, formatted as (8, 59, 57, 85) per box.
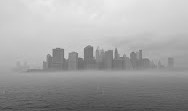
(41, 46, 173, 71)
(78, 57, 84, 70)
(46, 54, 52, 69)
(114, 48, 120, 60)
(52, 48, 64, 64)
(96, 47, 105, 69)
(123, 56, 133, 70)
(84, 45, 95, 69)
(113, 58, 124, 70)
(68, 52, 78, 70)
(84, 45, 93, 61)
(104, 50, 113, 70)
(51, 48, 65, 70)
(137, 50, 143, 69)
(130, 52, 137, 69)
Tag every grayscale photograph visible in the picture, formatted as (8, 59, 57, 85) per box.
(0, 0, 188, 111)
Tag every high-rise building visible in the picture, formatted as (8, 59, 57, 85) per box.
(123, 55, 133, 70)
(46, 54, 52, 69)
(137, 50, 143, 69)
(113, 58, 124, 70)
(52, 48, 64, 64)
(78, 57, 84, 70)
(104, 50, 113, 70)
(84, 45, 95, 69)
(96, 47, 105, 69)
(96, 47, 100, 61)
(62, 59, 68, 70)
(130, 52, 137, 69)
(68, 52, 78, 70)
(168, 57, 174, 69)
(114, 48, 120, 59)
(84, 45, 93, 61)
(51, 48, 64, 70)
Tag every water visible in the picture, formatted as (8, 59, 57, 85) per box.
(0, 71, 188, 111)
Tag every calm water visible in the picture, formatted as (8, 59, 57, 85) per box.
(0, 71, 188, 111)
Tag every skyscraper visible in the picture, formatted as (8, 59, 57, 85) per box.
(114, 48, 120, 59)
(52, 48, 64, 70)
(84, 45, 93, 61)
(96, 47, 100, 62)
(113, 58, 124, 70)
(96, 47, 105, 69)
(78, 57, 84, 70)
(84, 45, 95, 69)
(52, 48, 64, 64)
(123, 55, 133, 70)
(68, 52, 78, 70)
(46, 54, 52, 69)
(104, 50, 113, 70)
(130, 52, 137, 69)
(137, 50, 143, 69)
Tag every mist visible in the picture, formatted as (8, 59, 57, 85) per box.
(0, 0, 188, 71)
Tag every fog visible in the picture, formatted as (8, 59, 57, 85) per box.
(0, 0, 188, 71)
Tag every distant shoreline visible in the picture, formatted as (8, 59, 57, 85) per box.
(25, 68, 188, 73)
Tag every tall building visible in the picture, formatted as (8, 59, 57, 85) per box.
(68, 52, 78, 70)
(84, 45, 95, 69)
(96, 47, 105, 69)
(113, 58, 124, 70)
(52, 48, 64, 64)
(51, 48, 64, 70)
(104, 50, 113, 70)
(137, 50, 143, 69)
(114, 48, 120, 59)
(84, 45, 93, 61)
(168, 57, 174, 69)
(78, 57, 84, 70)
(63, 59, 68, 70)
(46, 54, 52, 69)
(123, 55, 133, 70)
(130, 52, 137, 69)
(96, 47, 100, 61)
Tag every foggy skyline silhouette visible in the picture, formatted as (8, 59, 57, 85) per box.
(21, 46, 174, 72)
(0, 0, 188, 71)
(1, 1, 188, 110)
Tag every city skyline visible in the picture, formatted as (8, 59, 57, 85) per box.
(40, 45, 175, 72)
(1, 1, 188, 111)
(1, 0, 188, 70)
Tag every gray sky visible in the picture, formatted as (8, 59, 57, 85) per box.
(0, 0, 188, 70)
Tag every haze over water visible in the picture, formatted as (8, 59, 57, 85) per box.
(1, 71, 188, 111)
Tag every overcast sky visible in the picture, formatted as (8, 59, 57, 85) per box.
(0, 0, 188, 70)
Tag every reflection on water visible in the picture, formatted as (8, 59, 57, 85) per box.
(0, 71, 188, 111)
